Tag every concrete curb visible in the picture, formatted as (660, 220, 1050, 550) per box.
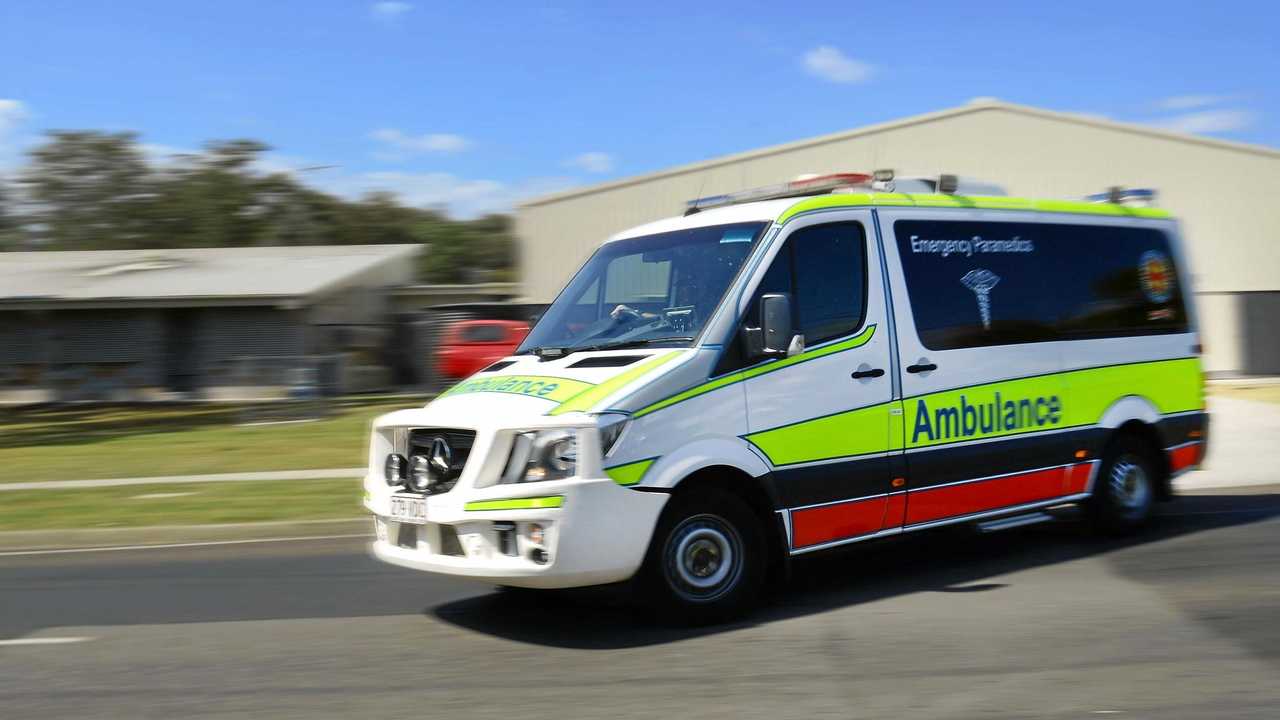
(0, 517, 371, 552)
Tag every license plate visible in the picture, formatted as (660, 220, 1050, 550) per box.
(389, 494, 427, 525)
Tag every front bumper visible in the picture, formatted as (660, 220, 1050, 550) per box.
(366, 476, 668, 589)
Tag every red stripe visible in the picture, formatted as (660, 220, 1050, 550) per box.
(883, 492, 907, 529)
(792, 496, 885, 548)
(904, 464, 1088, 526)
(1063, 462, 1093, 494)
(1168, 442, 1201, 473)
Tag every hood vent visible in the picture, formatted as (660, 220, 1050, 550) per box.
(568, 355, 646, 369)
(480, 360, 516, 373)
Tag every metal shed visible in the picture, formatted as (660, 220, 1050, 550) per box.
(517, 100, 1280, 376)
(0, 244, 422, 400)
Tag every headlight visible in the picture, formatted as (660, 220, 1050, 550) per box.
(499, 429, 577, 484)
(384, 453, 406, 486)
(595, 413, 629, 457)
(407, 454, 433, 493)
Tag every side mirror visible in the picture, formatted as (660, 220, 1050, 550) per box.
(744, 293, 803, 358)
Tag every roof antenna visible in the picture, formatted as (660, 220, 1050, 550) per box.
(685, 170, 711, 216)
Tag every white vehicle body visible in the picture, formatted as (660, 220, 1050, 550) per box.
(364, 187, 1207, 592)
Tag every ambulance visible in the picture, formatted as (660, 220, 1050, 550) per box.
(364, 172, 1207, 622)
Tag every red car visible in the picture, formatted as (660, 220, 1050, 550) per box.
(435, 320, 529, 379)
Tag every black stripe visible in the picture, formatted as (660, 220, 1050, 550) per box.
(905, 427, 1104, 490)
(1156, 411, 1207, 448)
(765, 455, 890, 508)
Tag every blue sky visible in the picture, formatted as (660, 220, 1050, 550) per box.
(2, 0, 1276, 217)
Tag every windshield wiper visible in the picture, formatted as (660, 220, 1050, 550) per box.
(524, 337, 693, 361)
(572, 337, 694, 353)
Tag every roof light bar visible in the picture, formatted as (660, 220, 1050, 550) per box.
(1086, 187, 1157, 206)
(685, 173, 873, 213)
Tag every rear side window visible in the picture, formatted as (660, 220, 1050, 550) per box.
(895, 220, 1188, 350)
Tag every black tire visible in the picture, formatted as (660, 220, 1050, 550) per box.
(1087, 434, 1159, 535)
(638, 488, 766, 625)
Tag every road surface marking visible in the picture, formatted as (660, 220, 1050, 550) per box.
(0, 533, 371, 558)
(0, 636, 94, 646)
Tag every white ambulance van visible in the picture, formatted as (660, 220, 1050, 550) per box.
(364, 173, 1207, 621)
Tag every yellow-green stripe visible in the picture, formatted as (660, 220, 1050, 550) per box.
(777, 193, 1172, 225)
(742, 357, 1202, 464)
(549, 352, 682, 416)
(633, 324, 876, 418)
(604, 458, 657, 486)
(464, 496, 564, 511)
(439, 375, 593, 404)
(745, 403, 892, 466)
(904, 357, 1203, 449)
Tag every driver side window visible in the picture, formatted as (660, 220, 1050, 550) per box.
(716, 221, 867, 374)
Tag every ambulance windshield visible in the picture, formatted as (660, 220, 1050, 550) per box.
(518, 222, 768, 357)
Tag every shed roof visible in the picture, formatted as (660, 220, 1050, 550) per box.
(0, 244, 422, 308)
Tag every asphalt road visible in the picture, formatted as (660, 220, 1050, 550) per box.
(3, 486, 1279, 720)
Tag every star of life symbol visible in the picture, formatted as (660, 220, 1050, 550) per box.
(961, 269, 1000, 330)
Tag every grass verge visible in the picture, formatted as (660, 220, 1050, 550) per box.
(0, 397, 422, 483)
(0, 479, 366, 532)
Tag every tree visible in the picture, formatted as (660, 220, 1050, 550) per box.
(13, 129, 521, 285)
(20, 131, 154, 250)
(413, 213, 516, 284)
(0, 179, 15, 250)
(147, 139, 276, 247)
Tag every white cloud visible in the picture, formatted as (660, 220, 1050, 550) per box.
(1155, 109, 1254, 135)
(564, 151, 614, 174)
(802, 46, 872, 84)
(1156, 94, 1232, 111)
(139, 143, 332, 183)
(0, 99, 29, 137)
(369, 128, 470, 160)
(137, 140, 559, 218)
(0, 99, 33, 171)
(320, 171, 577, 219)
(371, 1, 413, 20)
(140, 143, 201, 166)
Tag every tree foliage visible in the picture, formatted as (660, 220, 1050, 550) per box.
(11, 130, 515, 283)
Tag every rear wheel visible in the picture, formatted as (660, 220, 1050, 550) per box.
(639, 489, 765, 625)
(1087, 434, 1159, 534)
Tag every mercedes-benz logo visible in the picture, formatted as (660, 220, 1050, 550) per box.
(428, 437, 452, 478)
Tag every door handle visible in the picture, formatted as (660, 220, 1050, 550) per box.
(906, 363, 937, 374)
(851, 368, 885, 379)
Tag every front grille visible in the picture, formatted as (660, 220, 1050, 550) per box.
(405, 428, 476, 495)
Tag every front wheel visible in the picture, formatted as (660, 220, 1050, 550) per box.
(1087, 434, 1159, 534)
(639, 489, 765, 625)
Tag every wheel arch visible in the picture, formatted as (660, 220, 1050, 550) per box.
(1097, 394, 1161, 429)
(1099, 415, 1172, 501)
(663, 462, 789, 581)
